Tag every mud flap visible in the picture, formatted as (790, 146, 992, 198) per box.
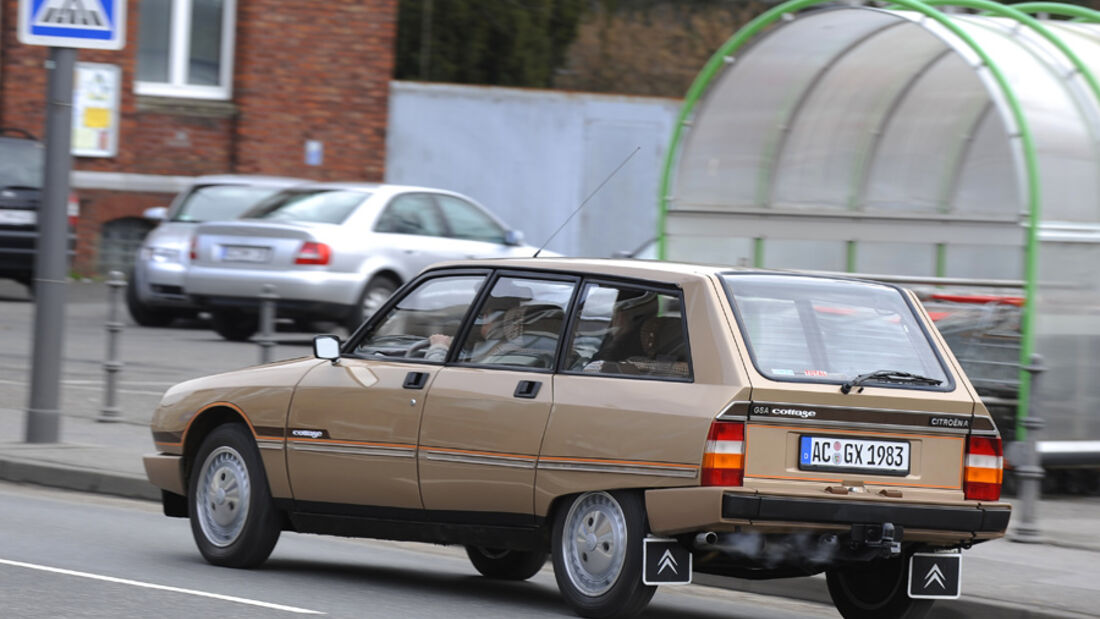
(643, 537, 692, 585)
(908, 552, 961, 599)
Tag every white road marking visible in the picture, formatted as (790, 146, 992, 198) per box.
(0, 558, 324, 615)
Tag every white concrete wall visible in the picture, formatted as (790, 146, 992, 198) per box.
(386, 81, 682, 258)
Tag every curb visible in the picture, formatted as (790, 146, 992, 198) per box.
(0, 456, 160, 502)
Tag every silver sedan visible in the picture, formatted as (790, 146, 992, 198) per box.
(185, 182, 544, 340)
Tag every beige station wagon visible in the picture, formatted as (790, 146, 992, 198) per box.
(144, 258, 1010, 619)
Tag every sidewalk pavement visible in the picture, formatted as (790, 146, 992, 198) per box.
(1, 405, 1098, 618)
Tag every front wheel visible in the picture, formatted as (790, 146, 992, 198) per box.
(465, 546, 548, 580)
(188, 424, 281, 568)
(551, 491, 655, 619)
(826, 556, 934, 619)
(210, 309, 259, 341)
(125, 277, 175, 327)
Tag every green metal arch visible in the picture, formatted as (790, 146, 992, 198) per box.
(657, 0, 1043, 434)
(1005, 2, 1100, 22)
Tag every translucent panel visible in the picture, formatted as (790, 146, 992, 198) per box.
(189, 0, 225, 86)
(763, 239, 845, 272)
(674, 10, 903, 210)
(774, 24, 949, 211)
(943, 245, 1021, 280)
(856, 242, 936, 277)
(664, 235, 753, 267)
(1035, 242, 1100, 440)
(954, 17, 1100, 222)
(951, 106, 1020, 217)
(864, 54, 1000, 215)
(137, 0, 172, 83)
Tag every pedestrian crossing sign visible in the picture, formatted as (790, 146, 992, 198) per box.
(18, 0, 126, 50)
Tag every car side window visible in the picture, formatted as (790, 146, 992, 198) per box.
(374, 194, 447, 237)
(354, 275, 487, 361)
(435, 195, 507, 244)
(565, 283, 691, 380)
(455, 276, 575, 370)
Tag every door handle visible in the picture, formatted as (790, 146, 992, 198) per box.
(513, 380, 542, 399)
(403, 371, 428, 389)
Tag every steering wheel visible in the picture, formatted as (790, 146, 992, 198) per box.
(405, 338, 431, 358)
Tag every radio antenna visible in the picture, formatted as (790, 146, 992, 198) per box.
(534, 146, 641, 258)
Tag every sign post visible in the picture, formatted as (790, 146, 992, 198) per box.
(18, 0, 125, 443)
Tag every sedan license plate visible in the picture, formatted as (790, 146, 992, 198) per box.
(799, 435, 910, 475)
(220, 245, 271, 263)
(0, 209, 36, 225)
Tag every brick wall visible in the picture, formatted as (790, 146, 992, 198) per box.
(0, 0, 397, 275)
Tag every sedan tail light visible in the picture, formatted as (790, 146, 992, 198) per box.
(964, 435, 1003, 501)
(67, 192, 80, 227)
(295, 241, 331, 265)
(701, 420, 744, 486)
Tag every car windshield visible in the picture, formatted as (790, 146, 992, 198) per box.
(0, 139, 44, 189)
(171, 184, 287, 222)
(242, 189, 368, 224)
(722, 274, 949, 388)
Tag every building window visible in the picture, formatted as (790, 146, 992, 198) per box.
(136, 0, 236, 99)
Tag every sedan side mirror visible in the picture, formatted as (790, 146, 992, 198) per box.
(313, 334, 341, 363)
(504, 229, 525, 246)
(143, 206, 168, 221)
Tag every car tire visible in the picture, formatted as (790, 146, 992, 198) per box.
(551, 491, 655, 619)
(826, 556, 934, 619)
(188, 423, 281, 568)
(465, 545, 548, 581)
(125, 276, 175, 327)
(344, 275, 399, 333)
(210, 309, 259, 341)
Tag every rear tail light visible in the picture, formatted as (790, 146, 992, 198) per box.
(964, 435, 1003, 501)
(295, 241, 331, 265)
(702, 420, 744, 486)
(67, 192, 80, 227)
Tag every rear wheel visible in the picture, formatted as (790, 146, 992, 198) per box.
(465, 546, 548, 580)
(344, 275, 399, 333)
(188, 424, 281, 568)
(126, 277, 175, 327)
(826, 556, 934, 619)
(210, 309, 259, 341)
(551, 491, 655, 619)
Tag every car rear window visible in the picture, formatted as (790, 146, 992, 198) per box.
(243, 189, 368, 224)
(722, 274, 950, 389)
(171, 185, 287, 222)
(0, 139, 44, 189)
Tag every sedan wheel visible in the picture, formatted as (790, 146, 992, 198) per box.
(344, 275, 398, 333)
(551, 491, 655, 619)
(188, 424, 280, 568)
(465, 545, 548, 580)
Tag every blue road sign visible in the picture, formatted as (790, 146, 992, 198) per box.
(18, 0, 127, 50)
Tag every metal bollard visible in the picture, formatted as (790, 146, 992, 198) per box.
(98, 270, 126, 423)
(1011, 354, 1046, 543)
(258, 284, 277, 364)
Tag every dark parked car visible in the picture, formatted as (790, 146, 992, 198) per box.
(0, 128, 78, 293)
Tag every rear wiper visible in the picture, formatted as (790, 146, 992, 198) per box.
(841, 370, 942, 394)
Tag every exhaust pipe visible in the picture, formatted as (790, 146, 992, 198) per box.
(694, 531, 718, 546)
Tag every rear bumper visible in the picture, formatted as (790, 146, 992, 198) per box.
(646, 487, 1011, 540)
(186, 264, 363, 306)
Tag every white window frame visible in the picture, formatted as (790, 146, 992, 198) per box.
(134, 0, 237, 100)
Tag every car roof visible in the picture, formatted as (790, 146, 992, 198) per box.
(276, 181, 474, 198)
(190, 174, 308, 187)
(424, 257, 896, 288)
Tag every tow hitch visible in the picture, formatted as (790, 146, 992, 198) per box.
(851, 522, 902, 556)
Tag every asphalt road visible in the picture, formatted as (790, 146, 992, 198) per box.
(0, 480, 841, 618)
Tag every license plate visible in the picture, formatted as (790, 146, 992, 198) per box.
(220, 245, 271, 263)
(0, 209, 36, 225)
(799, 435, 910, 475)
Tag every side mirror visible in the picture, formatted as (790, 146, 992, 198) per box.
(313, 334, 341, 362)
(143, 206, 168, 221)
(504, 229, 525, 246)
